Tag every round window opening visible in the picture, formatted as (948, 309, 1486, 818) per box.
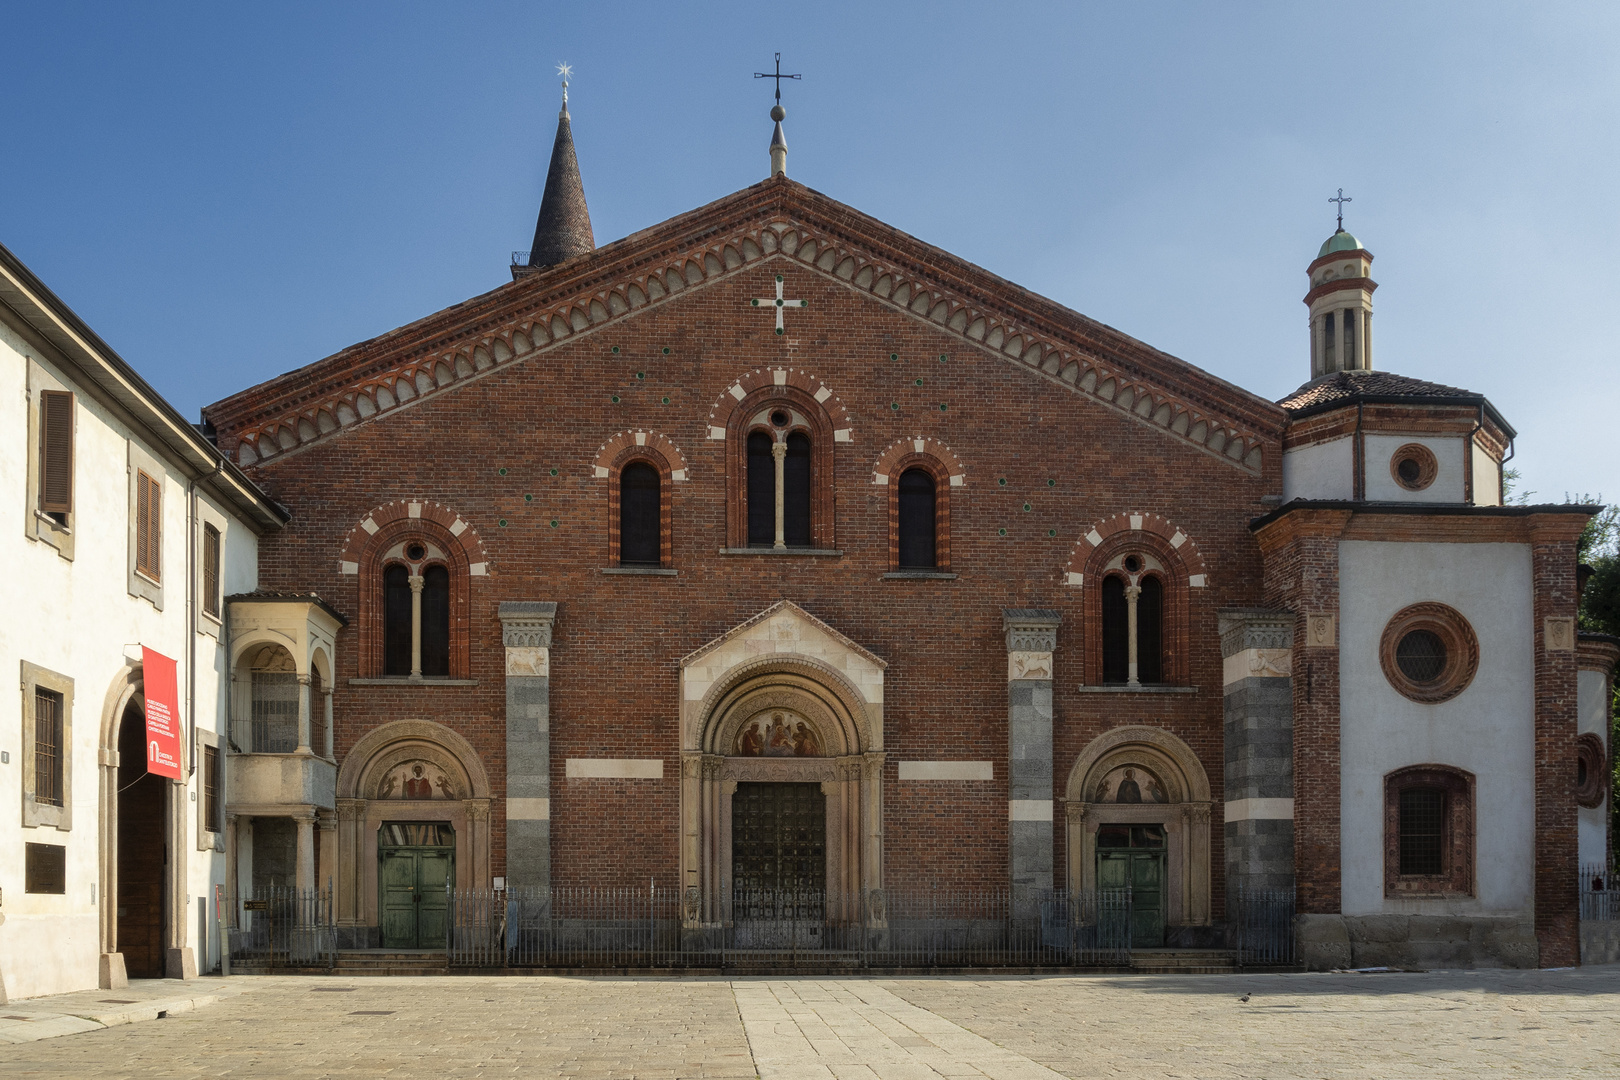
(1379, 602, 1478, 703)
(1123, 554, 1143, 574)
(1576, 734, 1606, 808)
(1390, 443, 1439, 492)
(770, 409, 790, 428)
(405, 543, 426, 561)
(1395, 629, 1446, 683)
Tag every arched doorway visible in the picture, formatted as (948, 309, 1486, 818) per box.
(679, 602, 887, 929)
(332, 720, 492, 948)
(115, 698, 167, 978)
(1064, 726, 1214, 942)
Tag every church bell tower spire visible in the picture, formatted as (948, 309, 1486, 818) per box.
(526, 63, 594, 269)
(1304, 189, 1377, 379)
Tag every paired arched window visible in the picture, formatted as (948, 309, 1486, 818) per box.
(896, 467, 937, 569)
(381, 547, 451, 678)
(746, 420, 812, 548)
(1098, 557, 1167, 685)
(725, 387, 836, 551)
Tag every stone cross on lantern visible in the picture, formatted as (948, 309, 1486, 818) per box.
(751, 274, 807, 335)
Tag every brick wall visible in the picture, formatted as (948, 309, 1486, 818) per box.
(227, 259, 1275, 892)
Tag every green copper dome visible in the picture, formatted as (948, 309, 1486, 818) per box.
(1318, 229, 1364, 258)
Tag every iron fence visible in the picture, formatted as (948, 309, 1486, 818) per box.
(1231, 885, 1296, 968)
(1580, 863, 1620, 922)
(224, 885, 336, 970)
(448, 885, 1134, 970)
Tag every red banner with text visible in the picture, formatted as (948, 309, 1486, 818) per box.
(141, 646, 183, 779)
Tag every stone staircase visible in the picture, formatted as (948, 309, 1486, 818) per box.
(332, 950, 450, 977)
(1128, 948, 1238, 974)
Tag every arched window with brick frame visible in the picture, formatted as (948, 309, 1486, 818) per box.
(342, 502, 487, 682)
(724, 385, 837, 551)
(607, 447, 674, 568)
(1079, 531, 1193, 687)
(1384, 764, 1474, 898)
(885, 455, 952, 572)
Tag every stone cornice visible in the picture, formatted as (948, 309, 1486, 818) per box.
(204, 178, 1284, 475)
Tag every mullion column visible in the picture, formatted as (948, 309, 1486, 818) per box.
(1003, 609, 1061, 896)
(499, 601, 557, 892)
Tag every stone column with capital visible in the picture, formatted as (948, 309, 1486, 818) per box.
(1003, 609, 1061, 897)
(499, 601, 557, 891)
(1218, 609, 1296, 897)
(293, 811, 317, 893)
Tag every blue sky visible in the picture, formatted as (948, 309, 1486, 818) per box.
(4, 2, 1616, 502)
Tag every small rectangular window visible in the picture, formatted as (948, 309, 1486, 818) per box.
(34, 688, 64, 808)
(25, 843, 66, 894)
(203, 744, 222, 832)
(1398, 786, 1445, 876)
(136, 470, 162, 581)
(202, 522, 221, 618)
(38, 389, 74, 521)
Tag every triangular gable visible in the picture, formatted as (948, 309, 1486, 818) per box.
(680, 598, 887, 671)
(204, 178, 1286, 474)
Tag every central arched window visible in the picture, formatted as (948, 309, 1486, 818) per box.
(724, 384, 838, 552)
(897, 468, 936, 568)
(619, 462, 661, 566)
(745, 416, 813, 548)
(382, 545, 451, 678)
(1100, 559, 1165, 685)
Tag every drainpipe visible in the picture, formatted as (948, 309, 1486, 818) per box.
(1464, 402, 1484, 506)
(1351, 401, 1366, 501)
(1500, 436, 1517, 505)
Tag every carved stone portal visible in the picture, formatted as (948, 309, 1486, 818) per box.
(678, 601, 886, 925)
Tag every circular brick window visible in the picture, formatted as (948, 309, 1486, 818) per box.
(405, 543, 426, 561)
(1576, 733, 1607, 808)
(1390, 443, 1439, 491)
(1380, 603, 1478, 703)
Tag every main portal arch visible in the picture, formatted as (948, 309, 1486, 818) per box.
(678, 601, 885, 925)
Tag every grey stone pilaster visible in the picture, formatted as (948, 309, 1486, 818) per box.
(499, 601, 557, 891)
(1003, 609, 1062, 895)
(1218, 609, 1295, 895)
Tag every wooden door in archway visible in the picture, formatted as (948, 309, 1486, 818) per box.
(116, 702, 167, 978)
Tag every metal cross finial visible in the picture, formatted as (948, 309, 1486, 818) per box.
(1329, 188, 1352, 231)
(754, 52, 801, 104)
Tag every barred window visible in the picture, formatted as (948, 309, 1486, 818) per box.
(203, 743, 222, 832)
(202, 522, 221, 619)
(34, 688, 63, 807)
(1398, 786, 1445, 876)
(250, 671, 299, 753)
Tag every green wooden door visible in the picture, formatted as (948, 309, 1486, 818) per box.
(416, 851, 452, 947)
(1096, 824, 1166, 948)
(380, 850, 420, 948)
(378, 823, 455, 949)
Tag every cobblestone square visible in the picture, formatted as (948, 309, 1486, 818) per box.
(1, 968, 1617, 1079)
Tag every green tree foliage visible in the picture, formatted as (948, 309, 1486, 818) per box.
(1569, 494, 1620, 868)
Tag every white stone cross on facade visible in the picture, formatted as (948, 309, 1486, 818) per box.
(750, 274, 807, 335)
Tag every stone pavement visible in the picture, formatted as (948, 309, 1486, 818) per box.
(0, 968, 1616, 1078)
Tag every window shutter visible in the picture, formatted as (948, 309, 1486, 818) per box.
(136, 471, 162, 581)
(202, 523, 221, 617)
(38, 390, 73, 515)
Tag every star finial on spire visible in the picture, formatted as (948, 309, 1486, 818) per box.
(557, 61, 573, 108)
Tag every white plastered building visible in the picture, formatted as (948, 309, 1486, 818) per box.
(0, 242, 284, 1000)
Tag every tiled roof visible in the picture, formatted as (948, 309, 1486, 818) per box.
(1278, 370, 1481, 411)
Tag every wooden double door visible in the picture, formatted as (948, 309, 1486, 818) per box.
(731, 783, 826, 948)
(379, 823, 453, 949)
(1096, 824, 1166, 947)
